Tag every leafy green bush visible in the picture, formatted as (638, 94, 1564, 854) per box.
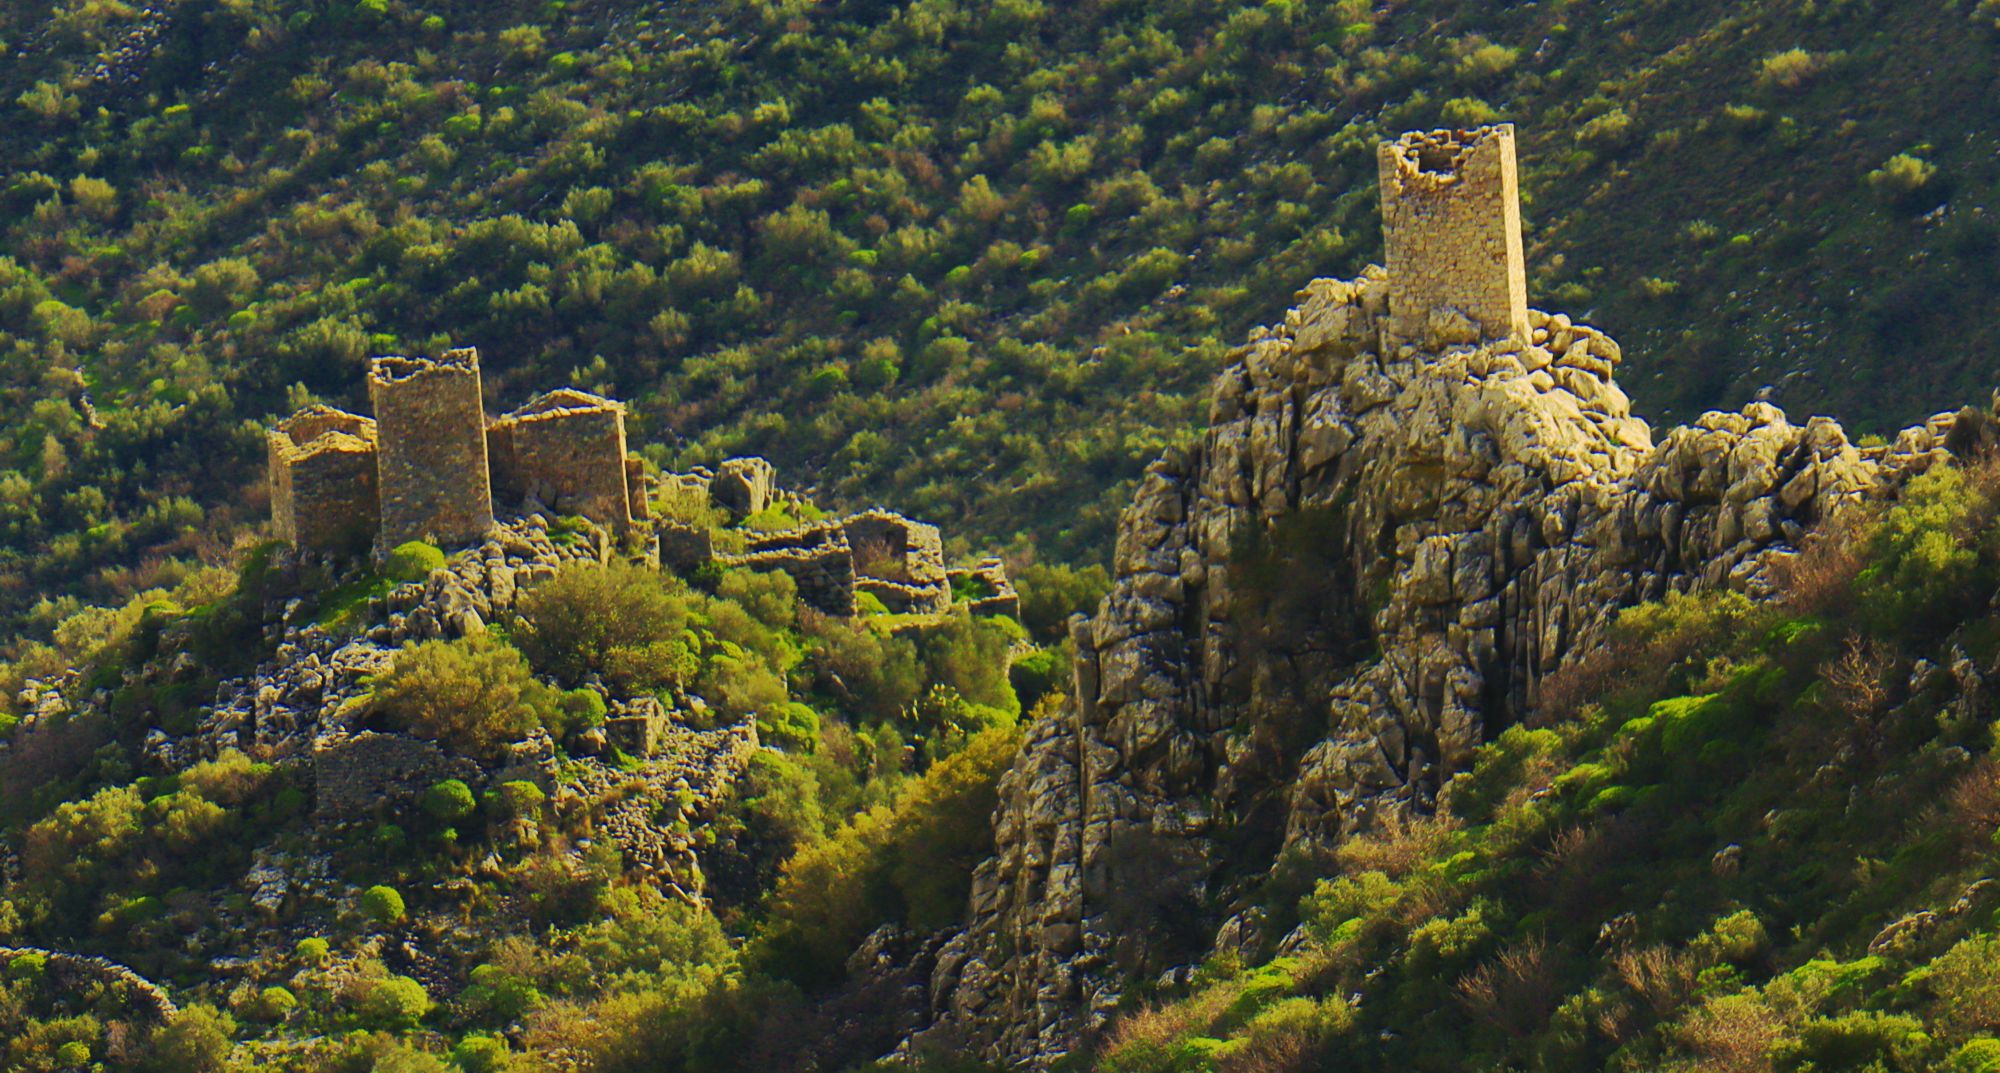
(358, 975, 433, 1030)
(360, 885, 407, 925)
(1856, 464, 1996, 633)
(514, 560, 695, 691)
(423, 779, 476, 823)
(371, 634, 557, 757)
(753, 724, 1020, 984)
(383, 541, 446, 584)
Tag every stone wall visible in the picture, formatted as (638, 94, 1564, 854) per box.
(1, 946, 178, 1023)
(313, 730, 478, 820)
(267, 405, 379, 553)
(369, 348, 494, 550)
(950, 558, 1021, 618)
(1378, 124, 1529, 347)
(488, 388, 633, 529)
(846, 510, 951, 612)
(626, 456, 652, 521)
(723, 522, 858, 615)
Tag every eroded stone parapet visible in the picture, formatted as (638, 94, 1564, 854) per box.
(1378, 124, 1529, 347)
(488, 388, 634, 529)
(369, 348, 494, 550)
(268, 405, 380, 553)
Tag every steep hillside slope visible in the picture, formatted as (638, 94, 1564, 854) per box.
(2, 0, 1997, 631)
(879, 250, 1997, 1067)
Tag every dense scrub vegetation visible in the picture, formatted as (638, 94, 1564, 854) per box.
(1069, 465, 2000, 1073)
(1, 0, 1997, 638)
(0, 487, 1077, 1070)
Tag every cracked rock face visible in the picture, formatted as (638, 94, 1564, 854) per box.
(899, 269, 1966, 1069)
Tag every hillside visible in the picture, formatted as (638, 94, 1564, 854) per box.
(2, 0, 1998, 631)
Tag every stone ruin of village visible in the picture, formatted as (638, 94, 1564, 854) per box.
(265, 348, 1018, 620)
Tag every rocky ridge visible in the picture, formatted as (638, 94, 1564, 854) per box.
(897, 267, 1982, 1068)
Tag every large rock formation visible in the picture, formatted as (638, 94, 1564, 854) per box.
(899, 267, 1967, 1068)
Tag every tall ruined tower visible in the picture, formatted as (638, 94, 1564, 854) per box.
(1377, 124, 1529, 347)
(368, 348, 494, 549)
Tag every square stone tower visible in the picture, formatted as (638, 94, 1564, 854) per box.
(368, 348, 494, 550)
(487, 388, 635, 529)
(1377, 124, 1530, 347)
(267, 405, 379, 553)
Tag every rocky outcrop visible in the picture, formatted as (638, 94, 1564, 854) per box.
(899, 269, 1971, 1068)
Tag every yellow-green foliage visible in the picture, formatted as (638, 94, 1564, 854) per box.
(371, 633, 557, 757)
(513, 560, 697, 691)
(752, 724, 1021, 984)
(1858, 463, 1995, 630)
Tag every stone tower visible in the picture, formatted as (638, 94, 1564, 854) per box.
(487, 388, 636, 529)
(267, 405, 379, 553)
(368, 348, 494, 549)
(1377, 124, 1529, 347)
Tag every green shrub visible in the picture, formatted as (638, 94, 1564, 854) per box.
(1868, 153, 1941, 212)
(372, 633, 556, 757)
(758, 701, 821, 753)
(1947, 1039, 2000, 1073)
(384, 541, 447, 583)
(1779, 1010, 1933, 1072)
(752, 724, 1020, 984)
(423, 779, 477, 823)
(294, 937, 331, 965)
(495, 780, 546, 819)
(359, 974, 433, 1029)
(514, 560, 695, 691)
(360, 884, 407, 925)
(143, 1005, 235, 1073)
(1758, 48, 1826, 90)
(253, 985, 298, 1020)
(1857, 464, 1993, 632)
(451, 1034, 513, 1073)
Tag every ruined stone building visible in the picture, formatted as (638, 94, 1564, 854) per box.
(1377, 124, 1529, 347)
(488, 388, 649, 528)
(266, 405, 379, 554)
(270, 348, 643, 555)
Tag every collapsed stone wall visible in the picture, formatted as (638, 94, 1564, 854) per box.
(313, 730, 479, 821)
(949, 558, 1021, 618)
(369, 348, 495, 549)
(711, 456, 777, 519)
(847, 510, 951, 613)
(1378, 125, 1529, 346)
(724, 521, 859, 616)
(488, 388, 635, 529)
(0, 946, 178, 1023)
(267, 405, 378, 553)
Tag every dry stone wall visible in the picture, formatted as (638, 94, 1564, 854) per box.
(369, 348, 495, 549)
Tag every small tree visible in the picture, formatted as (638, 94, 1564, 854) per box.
(514, 560, 694, 691)
(372, 633, 554, 757)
